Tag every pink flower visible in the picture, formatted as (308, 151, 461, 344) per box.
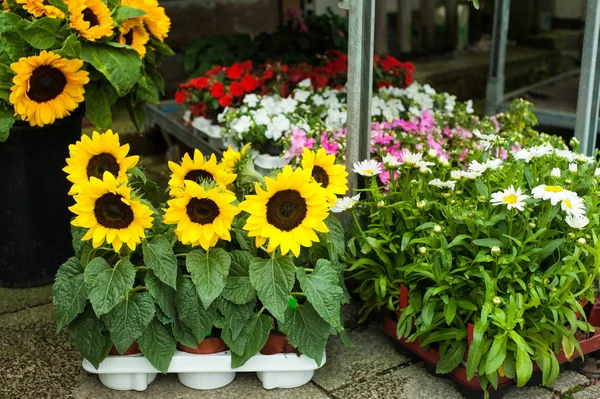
(419, 110, 435, 133)
(285, 129, 315, 160)
(320, 131, 339, 155)
(458, 148, 469, 163)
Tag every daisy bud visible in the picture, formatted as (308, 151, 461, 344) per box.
(377, 200, 385, 208)
(418, 246, 427, 255)
(433, 224, 442, 233)
(551, 168, 561, 178)
(529, 222, 536, 229)
(550, 286, 557, 292)
(468, 212, 474, 217)
(416, 200, 426, 209)
(569, 163, 578, 174)
(565, 178, 572, 184)
(478, 195, 485, 201)
(513, 273, 518, 279)
(578, 237, 586, 245)
(443, 192, 451, 198)
(411, 179, 418, 184)
(586, 234, 591, 239)
(568, 232, 576, 240)
(493, 296, 502, 305)
(491, 246, 501, 255)
(456, 190, 463, 195)
(428, 149, 437, 157)
(528, 283, 534, 289)
(543, 278, 549, 286)
(450, 199, 456, 204)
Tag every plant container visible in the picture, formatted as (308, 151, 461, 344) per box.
(254, 153, 288, 176)
(0, 108, 84, 287)
(82, 349, 326, 391)
(261, 332, 300, 355)
(183, 112, 228, 150)
(382, 293, 600, 394)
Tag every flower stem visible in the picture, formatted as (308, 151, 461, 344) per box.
(134, 266, 148, 272)
(176, 253, 187, 258)
(290, 292, 307, 297)
(351, 209, 365, 237)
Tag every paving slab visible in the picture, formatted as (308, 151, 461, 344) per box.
(329, 363, 463, 399)
(0, 284, 53, 314)
(0, 304, 84, 399)
(501, 386, 554, 399)
(312, 324, 410, 392)
(573, 384, 600, 399)
(548, 370, 589, 394)
(72, 371, 329, 399)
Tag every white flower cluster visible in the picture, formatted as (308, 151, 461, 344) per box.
(513, 145, 595, 165)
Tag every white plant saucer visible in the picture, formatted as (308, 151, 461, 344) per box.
(254, 153, 288, 175)
(82, 350, 325, 391)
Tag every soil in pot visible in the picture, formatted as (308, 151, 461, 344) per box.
(261, 332, 299, 355)
(109, 343, 141, 356)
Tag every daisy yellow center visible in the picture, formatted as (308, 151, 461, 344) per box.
(184, 169, 214, 183)
(86, 153, 120, 180)
(266, 189, 307, 232)
(311, 166, 330, 188)
(27, 66, 66, 103)
(544, 185, 563, 193)
(94, 193, 134, 229)
(503, 194, 518, 205)
(562, 199, 573, 209)
(364, 169, 373, 175)
(82, 7, 100, 27)
(186, 198, 220, 225)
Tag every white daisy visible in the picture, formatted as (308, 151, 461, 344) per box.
(490, 185, 529, 211)
(595, 168, 600, 177)
(569, 163, 578, 174)
(401, 151, 423, 166)
(513, 149, 533, 163)
(532, 185, 572, 205)
(455, 170, 483, 180)
(576, 153, 595, 164)
(555, 149, 578, 163)
(298, 78, 312, 88)
(416, 160, 435, 174)
(529, 145, 554, 158)
(472, 129, 498, 150)
(565, 214, 590, 230)
(561, 193, 586, 216)
(353, 160, 382, 177)
(428, 179, 457, 190)
(382, 153, 401, 168)
(467, 160, 487, 174)
(551, 168, 561, 178)
(330, 194, 360, 213)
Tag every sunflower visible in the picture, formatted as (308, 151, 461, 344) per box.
(118, 20, 150, 58)
(222, 143, 251, 172)
(9, 51, 89, 128)
(163, 181, 240, 250)
(69, 0, 114, 41)
(16, 0, 65, 18)
(239, 166, 330, 257)
(63, 129, 139, 195)
(3, 0, 10, 12)
(121, 0, 170, 41)
(70, 172, 154, 251)
(301, 147, 348, 204)
(168, 150, 237, 196)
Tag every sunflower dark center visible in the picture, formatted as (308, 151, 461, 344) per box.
(311, 166, 329, 188)
(184, 169, 214, 183)
(42, 0, 51, 5)
(123, 30, 134, 45)
(94, 193, 134, 229)
(27, 65, 67, 103)
(186, 198, 220, 225)
(82, 8, 99, 27)
(86, 153, 120, 180)
(266, 190, 307, 232)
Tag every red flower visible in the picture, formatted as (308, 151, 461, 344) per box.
(312, 74, 328, 89)
(230, 81, 245, 97)
(241, 60, 253, 71)
(405, 73, 414, 87)
(190, 77, 209, 90)
(218, 93, 233, 107)
(381, 55, 401, 70)
(227, 63, 243, 80)
(241, 75, 257, 92)
(207, 65, 223, 76)
(210, 82, 225, 98)
(263, 66, 274, 79)
(175, 89, 187, 104)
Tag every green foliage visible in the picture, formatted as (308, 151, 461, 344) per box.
(186, 248, 231, 309)
(84, 258, 135, 317)
(249, 255, 296, 321)
(138, 318, 176, 373)
(102, 292, 155, 354)
(53, 257, 88, 333)
(143, 234, 178, 289)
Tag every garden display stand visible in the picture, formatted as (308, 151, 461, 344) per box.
(82, 350, 325, 391)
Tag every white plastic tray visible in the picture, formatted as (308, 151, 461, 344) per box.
(82, 350, 325, 391)
(254, 153, 288, 176)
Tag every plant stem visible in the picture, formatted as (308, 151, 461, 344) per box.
(290, 292, 307, 297)
(130, 286, 147, 294)
(134, 266, 148, 272)
(176, 253, 187, 258)
(351, 209, 365, 237)
(258, 306, 266, 316)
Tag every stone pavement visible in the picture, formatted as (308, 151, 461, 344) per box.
(1, 285, 598, 399)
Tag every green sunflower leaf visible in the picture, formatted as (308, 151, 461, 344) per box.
(230, 314, 273, 368)
(84, 257, 135, 317)
(145, 270, 176, 320)
(279, 303, 329, 366)
(221, 250, 257, 305)
(186, 248, 231, 309)
(216, 297, 256, 341)
(111, 5, 147, 23)
(143, 234, 177, 289)
(84, 80, 118, 131)
(249, 255, 296, 322)
(54, 34, 81, 58)
(17, 18, 62, 49)
(323, 214, 345, 258)
(0, 103, 15, 143)
(53, 257, 88, 333)
(102, 292, 155, 354)
(175, 276, 215, 342)
(68, 305, 112, 369)
(296, 259, 343, 328)
(138, 318, 176, 373)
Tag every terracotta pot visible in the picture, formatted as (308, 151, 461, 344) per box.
(177, 338, 228, 354)
(109, 343, 140, 355)
(261, 333, 299, 355)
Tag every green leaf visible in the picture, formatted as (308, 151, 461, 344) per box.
(466, 319, 488, 380)
(249, 255, 296, 321)
(444, 298, 457, 325)
(54, 34, 81, 58)
(145, 270, 176, 320)
(18, 18, 62, 49)
(84, 81, 118, 131)
(436, 341, 467, 374)
(230, 313, 273, 368)
(47, 0, 67, 12)
(138, 318, 176, 373)
(280, 303, 329, 366)
(173, 319, 197, 348)
(515, 347, 533, 387)
(324, 214, 345, 257)
(186, 248, 231, 309)
(297, 259, 343, 328)
(71, 225, 86, 256)
(175, 276, 214, 341)
(80, 43, 142, 96)
(475, 178, 489, 198)
(0, 104, 15, 142)
(102, 292, 155, 354)
(53, 257, 88, 333)
(0, 13, 21, 33)
(143, 234, 177, 289)
(84, 258, 135, 317)
(473, 238, 504, 248)
(221, 250, 257, 305)
(126, 98, 145, 132)
(421, 301, 435, 326)
(112, 5, 147, 23)
(216, 298, 255, 341)
(148, 36, 175, 56)
(484, 334, 507, 375)
(135, 75, 159, 104)
(68, 305, 112, 369)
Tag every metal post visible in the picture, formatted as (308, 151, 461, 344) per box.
(341, 0, 375, 191)
(574, 0, 600, 156)
(484, 0, 511, 116)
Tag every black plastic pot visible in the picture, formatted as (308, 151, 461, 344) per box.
(0, 110, 84, 288)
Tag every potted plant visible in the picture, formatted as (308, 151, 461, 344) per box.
(344, 99, 600, 392)
(0, 0, 173, 287)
